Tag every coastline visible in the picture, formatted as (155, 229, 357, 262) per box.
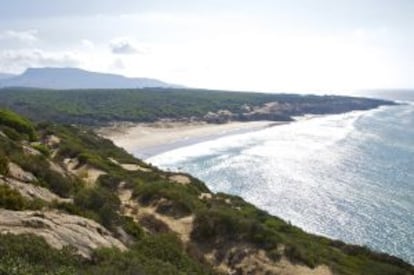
(96, 106, 386, 159)
(97, 120, 284, 159)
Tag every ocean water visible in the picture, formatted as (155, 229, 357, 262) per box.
(146, 98, 414, 264)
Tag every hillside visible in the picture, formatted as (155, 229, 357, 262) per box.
(0, 73, 15, 80)
(0, 88, 395, 125)
(0, 109, 412, 274)
(0, 68, 177, 89)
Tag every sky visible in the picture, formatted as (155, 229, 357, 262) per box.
(0, 0, 413, 92)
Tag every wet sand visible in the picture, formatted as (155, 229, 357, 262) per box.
(98, 121, 284, 158)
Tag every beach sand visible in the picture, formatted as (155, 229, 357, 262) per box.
(98, 121, 283, 158)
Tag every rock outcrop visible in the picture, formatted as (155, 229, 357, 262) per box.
(7, 162, 37, 183)
(0, 176, 71, 203)
(0, 209, 126, 257)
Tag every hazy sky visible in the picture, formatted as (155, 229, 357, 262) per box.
(0, 0, 413, 92)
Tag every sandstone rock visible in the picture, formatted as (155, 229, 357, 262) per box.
(7, 162, 37, 182)
(199, 193, 213, 200)
(169, 174, 191, 185)
(108, 158, 152, 172)
(0, 176, 71, 203)
(22, 145, 42, 156)
(44, 135, 61, 147)
(0, 209, 126, 258)
(121, 163, 152, 172)
(48, 160, 67, 177)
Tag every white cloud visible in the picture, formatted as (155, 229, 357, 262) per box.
(109, 37, 149, 55)
(0, 29, 38, 43)
(81, 39, 95, 50)
(0, 49, 80, 73)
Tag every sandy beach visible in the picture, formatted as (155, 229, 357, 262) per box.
(98, 121, 283, 158)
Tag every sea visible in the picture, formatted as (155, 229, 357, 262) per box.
(144, 90, 414, 264)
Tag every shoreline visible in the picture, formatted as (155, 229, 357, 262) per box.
(96, 107, 386, 160)
(97, 120, 285, 159)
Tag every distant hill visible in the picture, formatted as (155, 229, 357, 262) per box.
(0, 67, 178, 89)
(0, 73, 16, 80)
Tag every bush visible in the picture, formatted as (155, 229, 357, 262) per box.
(0, 126, 26, 141)
(0, 154, 9, 175)
(0, 234, 83, 274)
(74, 187, 121, 229)
(89, 234, 211, 274)
(98, 174, 122, 191)
(192, 209, 239, 241)
(122, 216, 144, 240)
(31, 144, 50, 157)
(285, 244, 317, 268)
(133, 180, 201, 215)
(191, 206, 281, 251)
(131, 234, 209, 274)
(0, 109, 36, 141)
(0, 184, 25, 210)
(139, 214, 170, 234)
(12, 154, 76, 198)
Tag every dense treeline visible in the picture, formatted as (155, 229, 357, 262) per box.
(0, 88, 393, 125)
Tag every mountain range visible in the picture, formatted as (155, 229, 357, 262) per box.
(0, 67, 178, 89)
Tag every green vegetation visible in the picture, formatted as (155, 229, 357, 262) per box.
(74, 186, 121, 229)
(0, 234, 210, 275)
(31, 143, 50, 156)
(0, 234, 83, 275)
(0, 154, 8, 175)
(0, 185, 26, 210)
(88, 233, 211, 274)
(0, 185, 45, 210)
(0, 88, 394, 125)
(132, 179, 206, 218)
(11, 153, 78, 198)
(191, 195, 413, 274)
(0, 108, 36, 141)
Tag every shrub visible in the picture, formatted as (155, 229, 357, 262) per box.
(155, 199, 192, 219)
(191, 209, 240, 241)
(12, 154, 75, 197)
(139, 214, 170, 234)
(0, 184, 25, 210)
(31, 144, 50, 157)
(0, 109, 36, 141)
(122, 216, 144, 240)
(74, 187, 121, 229)
(98, 174, 122, 191)
(131, 234, 209, 274)
(0, 154, 8, 175)
(0, 126, 26, 141)
(133, 180, 201, 215)
(285, 244, 317, 268)
(0, 234, 83, 274)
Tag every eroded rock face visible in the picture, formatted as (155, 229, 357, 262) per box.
(7, 162, 37, 182)
(44, 135, 61, 147)
(169, 174, 191, 185)
(0, 209, 126, 258)
(0, 176, 71, 203)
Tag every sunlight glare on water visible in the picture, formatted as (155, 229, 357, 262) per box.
(147, 105, 414, 264)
